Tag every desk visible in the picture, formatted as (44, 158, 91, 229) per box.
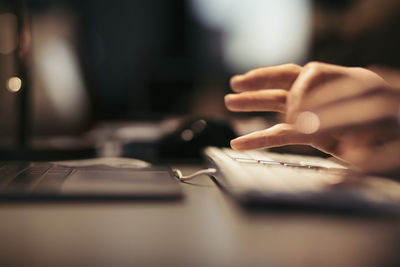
(0, 165, 399, 267)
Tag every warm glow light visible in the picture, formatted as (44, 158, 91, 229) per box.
(295, 111, 320, 134)
(6, 77, 22, 93)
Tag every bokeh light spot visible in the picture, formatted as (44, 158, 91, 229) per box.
(6, 76, 22, 93)
(295, 111, 320, 134)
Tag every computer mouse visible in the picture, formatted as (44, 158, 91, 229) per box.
(156, 117, 237, 160)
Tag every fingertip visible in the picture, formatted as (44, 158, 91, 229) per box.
(224, 94, 234, 104)
(224, 94, 235, 112)
(230, 75, 245, 91)
(230, 134, 260, 150)
(230, 139, 236, 149)
(230, 138, 244, 151)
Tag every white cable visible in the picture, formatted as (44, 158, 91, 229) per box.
(173, 168, 217, 181)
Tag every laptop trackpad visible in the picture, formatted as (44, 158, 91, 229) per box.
(60, 168, 181, 198)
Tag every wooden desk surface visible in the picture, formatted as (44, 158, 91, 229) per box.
(0, 165, 399, 267)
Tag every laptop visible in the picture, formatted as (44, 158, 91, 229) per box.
(0, 157, 182, 200)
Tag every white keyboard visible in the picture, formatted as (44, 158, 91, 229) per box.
(203, 147, 400, 211)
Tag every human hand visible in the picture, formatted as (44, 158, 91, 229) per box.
(225, 62, 400, 175)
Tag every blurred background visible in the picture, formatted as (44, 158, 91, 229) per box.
(1, 0, 400, 161)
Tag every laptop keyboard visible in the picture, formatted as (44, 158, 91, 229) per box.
(0, 163, 72, 193)
(0, 162, 31, 189)
(34, 166, 73, 192)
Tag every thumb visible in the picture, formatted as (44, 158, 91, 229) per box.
(230, 123, 311, 151)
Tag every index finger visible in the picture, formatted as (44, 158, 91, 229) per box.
(230, 63, 301, 92)
(230, 123, 310, 151)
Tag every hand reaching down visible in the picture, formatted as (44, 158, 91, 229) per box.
(225, 62, 400, 175)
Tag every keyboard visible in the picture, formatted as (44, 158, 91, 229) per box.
(203, 147, 400, 212)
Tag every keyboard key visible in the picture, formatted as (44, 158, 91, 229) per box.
(6, 163, 52, 192)
(0, 162, 30, 189)
(33, 165, 73, 193)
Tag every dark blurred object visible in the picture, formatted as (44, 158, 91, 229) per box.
(155, 117, 236, 160)
(122, 117, 236, 162)
(311, 0, 400, 68)
(19, 0, 233, 134)
(72, 0, 219, 119)
(314, 0, 359, 11)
